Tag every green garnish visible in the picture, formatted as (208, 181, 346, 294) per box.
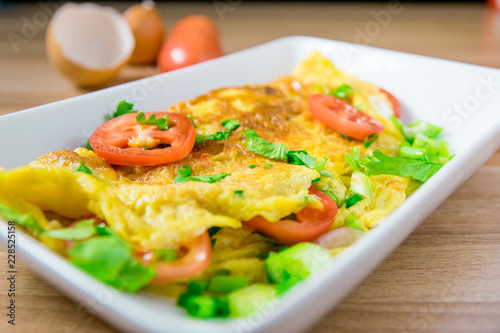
(86, 139, 93, 151)
(364, 149, 442, 182)
(185, 296, 217, 318)
(241, 129, 289, 160)
(311, 177, 321, 184)
(248, 164, 256, 169)
(263, 163, 274, 168)
(213, 269, 231, 276)
(364, 134, 378, 148)
(317, 188, 339, 206)
(344, 146, 362, 172)
(242, 130, 330, 175)
(208, 276, 249, 294)
(349, 171, 374, 199)
(0, 203, 43, 235)
(43, 219, 96, 240)
(234, 190, 244, 197)
(328, 84, 353, 99)
(174, 165, 231, 184)
(265, 243, 331, 294)
(109, 100, 137, 119)
(187, 114, 198, 128)
(345, 215, 363, 231)
(344, 193, 364, 208)
(207, 226, 221, 238)
(155, 249, 178, 262)
(72, 162, 93, 175)
(68, 231, 155, 292)
(195, 119, 240, 146)
(142, 147, 151, 150)
(136, 112, 169, 130)
(312, 83, 329, 93)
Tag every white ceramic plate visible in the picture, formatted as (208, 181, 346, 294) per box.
(1, 36, 499, 333)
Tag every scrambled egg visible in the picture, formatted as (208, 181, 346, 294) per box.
(0, 52, 413, 267)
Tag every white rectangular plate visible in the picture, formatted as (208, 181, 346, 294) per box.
(1, 36, 500, 333)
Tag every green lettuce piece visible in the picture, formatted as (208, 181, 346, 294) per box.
(0, 203, 43, 235)
(241, 129, 289, 160)
(364, 150, 442, 182)
(43, 219, 96, 240)
(174, 165, 231, 184)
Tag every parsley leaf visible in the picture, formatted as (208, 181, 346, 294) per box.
(86, 139, 93, 151)
(328, 84, 353, 99)
(195, 120, 240, 146)
(344, 147, 362, 172)
(174, 165, 231, 184)
(221, 119, 240, 131)
(72, 162, 93, 175)
(364, 149, 442, 182)
(345, 193, 364, 208)
(136, 112, 170, 130)
(242, 129, 289, 160)
(67, 228, 155, 292)
(43, 219, 96, 240)
(364, 134, 378, 148)
(234, 190, 244, 197)
(110, 100, 137, 119)
(248, 164, 256, 169)
(242, 130, 331, 176)
(263, 163, 274, 168)
(0, 203, 43, 235)
(187, 114, 198, 128)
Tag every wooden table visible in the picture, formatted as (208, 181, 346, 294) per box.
(1, 2, 500, 332)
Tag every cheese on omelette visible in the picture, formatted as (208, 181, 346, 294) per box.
(0, 52, 414, 259)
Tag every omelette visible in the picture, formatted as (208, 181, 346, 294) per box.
(0, 52, 451, 318)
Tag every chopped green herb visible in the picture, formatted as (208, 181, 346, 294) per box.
(364, 134, 378, 148)
(187, 114, 198, 128)
(185, 296, 217, 318)
(174, 165, 231, 184)
(311, 177, 321, 184)
(68, 234, 155, 292)
(142, 147, 151, 150)
(344, 147, 361, 172)
(86, 139, 93, 151)
(349, 171, 374, 198)
(155, 249, 178, 262)
(110, 100, 137, 119)
(242, 129, 289, 160)
(263, 163, 273, 168)
(207, 227, 221, 238)
(221, 119, 241, 131)
(72, 162, 93, 175)
(320, 170, 333, 177)
(317, 188, 339, 206)
(195, 119, 240, 145)
(345, 215, 363, 231)
(328, 84, 353, 99)
(345, 193, 364, 208)
(242, 130, 330, 174)
(43, 219, 95, 240)
(208, 276, 249, 294)
(136, 112, 169, 130)
(234, 190, 244, 197)
(0, 203, 43, 235)
(248, 164, 256, 169)
(364, 149, 442, 182)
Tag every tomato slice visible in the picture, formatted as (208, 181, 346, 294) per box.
(89, 112, 195, 166)
(379, 88, 401, 118)
(309, 94, 385, 141)
(242, 186, 338, 245)
(145, 232, 212, 285)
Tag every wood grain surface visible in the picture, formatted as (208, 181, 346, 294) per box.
(1, 2, 499, 333)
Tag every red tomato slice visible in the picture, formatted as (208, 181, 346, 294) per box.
(89, 112, 195, 166)
(309, 94, 385, 141)
(242, 186, 338, 245)
(146, 232, 212, 285)
(379, 88, 401, 118)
